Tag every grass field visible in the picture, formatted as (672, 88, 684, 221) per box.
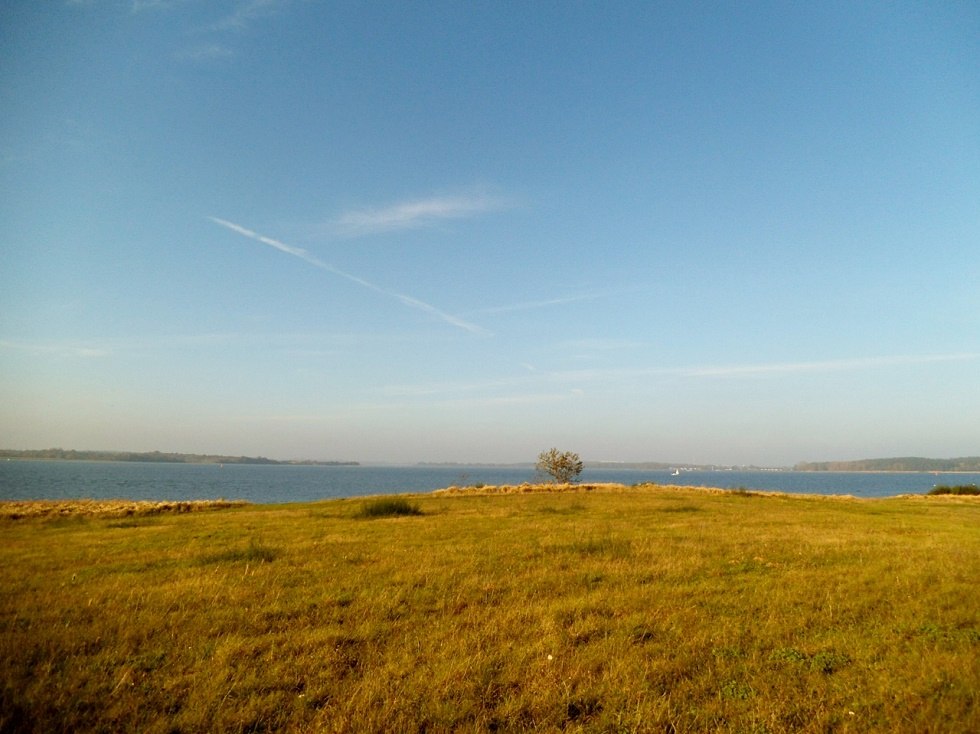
(1, 485, 977, 733)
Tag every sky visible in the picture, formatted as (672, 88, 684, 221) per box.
(1, 1, 978, 465)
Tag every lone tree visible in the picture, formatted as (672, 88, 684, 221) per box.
(536, 448, 583, 484)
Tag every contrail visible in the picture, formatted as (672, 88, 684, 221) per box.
(210, 217, 489, 335)
(334, 193, 505, 236)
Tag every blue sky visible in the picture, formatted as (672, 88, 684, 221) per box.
(2, 1, 978, 465)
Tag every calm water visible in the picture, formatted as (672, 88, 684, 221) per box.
(1, 460, 977, 503)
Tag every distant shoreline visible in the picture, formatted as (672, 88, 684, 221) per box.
(795, 470, 980, 475)
(794, 457, 980, 473)
(3, 450, 978, 473)
(0, 450, 358, 467)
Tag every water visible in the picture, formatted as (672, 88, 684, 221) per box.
(1, 460, 977, 503)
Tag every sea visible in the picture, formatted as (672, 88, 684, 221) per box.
(1, 460, 977, 504)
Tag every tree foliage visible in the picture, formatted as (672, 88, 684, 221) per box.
(536, 448, 583, 484)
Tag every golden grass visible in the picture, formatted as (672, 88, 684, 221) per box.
(0, 499, 249, 519)
(1, 486, 977, 733)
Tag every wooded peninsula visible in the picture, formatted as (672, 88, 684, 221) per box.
(0, 449, 358, 466)
(794, 457, 980, 472)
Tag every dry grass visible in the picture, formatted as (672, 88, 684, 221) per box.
(1, 487, 977, 733)
(433, 481, 866, 499)
(433, 481, 741, 496)
(0, 499, 248, 520)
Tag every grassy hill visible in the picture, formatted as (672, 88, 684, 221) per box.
(1, 485, 978, 733)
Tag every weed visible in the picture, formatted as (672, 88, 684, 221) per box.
(355, 498, 423, 518)
(810, 650, 851, 674)
(538, 502, 585, 515)
(928, 484, 980, 495)
(769, 647, 809, 665)
(563, 534, 632, 557)
(564, 695, 602, 723)
(199, 538, 278, 564)
(628, 625, 658, 644)
(720, 679, 755, 700)
(769, 647, 851, 674)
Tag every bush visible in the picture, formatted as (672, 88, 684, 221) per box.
(927, 484, 979, 496)
(356, 498, 423, 518)
(536, 448, 583, 483)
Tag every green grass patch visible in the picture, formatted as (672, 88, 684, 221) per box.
(198, 538, 279, 564)
(928, 483, 980, 495)
(1, 489, 978, 733)
(355, 497, 423, 518)
(559, 533, 633, 558)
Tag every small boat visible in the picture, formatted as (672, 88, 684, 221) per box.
(670, 469, 680, 476)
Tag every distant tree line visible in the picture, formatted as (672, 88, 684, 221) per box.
(794, 457, 980, 472)
(0, 449, 358, 466)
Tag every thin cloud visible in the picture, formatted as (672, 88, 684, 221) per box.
(207, 0, 284, 32)
(431, 392, 575, 409)
(683, 353, 979, 378)
(560, 338, 644, 351)
(472, 293, 601, 315)
(541, 353, 980, 386)
(381, 375, 530, 398)
(471, 285, 645, 317)
(0, 339, 108, 358)
(210, 217, 490, 335)
(377, 352, 979, 401)
(333, 194, 506, 237)
(129, 0, 180, 11)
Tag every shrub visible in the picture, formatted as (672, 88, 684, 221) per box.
(927, 484, 980, 496)
(356, 498, 423, 518)
(536, 448, 583, 483)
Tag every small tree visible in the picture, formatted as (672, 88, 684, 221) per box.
(536, 448, 583, 484)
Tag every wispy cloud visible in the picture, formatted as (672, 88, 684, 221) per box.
(0, 339, 108, 359)
(118, 0, 286, 60)
(682, 353, 979, 378)
(380, 375, 530, 398)
(210, 217, 490, 335)
(472, 293, 601, 315)
(129, 0, 179, 11)
(376, 352, 979, 404)
(430, 392, 577, 409)
(559, 338, 644, 352)
(539, 353, 980, 385)
(333, 193, 506, 237)
(207, 0, 284, 32)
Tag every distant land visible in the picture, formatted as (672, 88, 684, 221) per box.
(587, 461, 785, 471)
(0, 449, 358, 466)
(5, 451, 977, 473)
(421, 458, 980, 473)
(794, 457, 980, 472)
(419, 461, 787, 471)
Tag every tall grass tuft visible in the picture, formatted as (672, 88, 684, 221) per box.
(928, 484, 980, 495)
(355, 497, 423, 518)
(199, 537, 278, 564)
